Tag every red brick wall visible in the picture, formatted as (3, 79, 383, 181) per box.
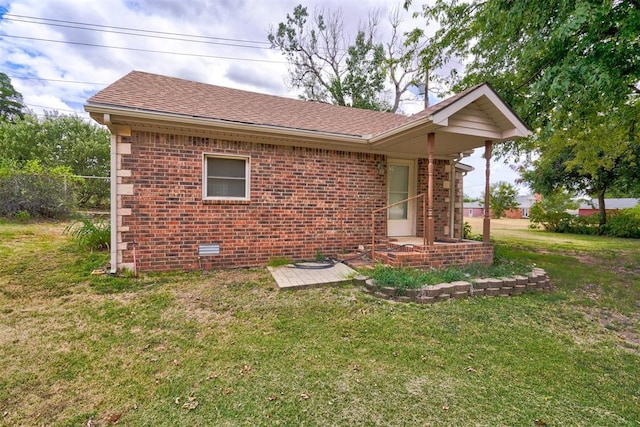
(119, 131, 394, 271)
(375, 242, 494, 268)
(416, 159, 450, 239)
(505, 208, 524, 219)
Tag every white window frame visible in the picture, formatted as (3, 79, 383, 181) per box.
(202, 153, 251, 201)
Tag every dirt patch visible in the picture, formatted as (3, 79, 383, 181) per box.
(584, 309, 640, 354)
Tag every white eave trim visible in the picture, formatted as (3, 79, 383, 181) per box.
(428, 84, 531, 138)
(367, 115, 435, 145)
(85, 103, 369, 145)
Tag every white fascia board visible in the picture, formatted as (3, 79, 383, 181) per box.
(429, 84, 531, 138)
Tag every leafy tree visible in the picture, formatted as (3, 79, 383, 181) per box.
(407, 0, 640, 221)
(0, 73, 25, 122)
(484, 181, 519, 219)
(463, 193, 478, 203)
(529, 191, 579, 232)
(343, 28, 387, 110)
(521, 115, 639, 225)
(0, 113, 110, 207)
(269, 5, 425, 112)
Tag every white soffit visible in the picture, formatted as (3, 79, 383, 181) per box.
(429, 85, 531, 139)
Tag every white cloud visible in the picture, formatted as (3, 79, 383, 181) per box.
(0, 0, 525, 191)
(462, 149, 530, 198)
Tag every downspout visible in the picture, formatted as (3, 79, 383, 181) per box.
(105, 114, 118, 274)
(449, 158, 459, 238)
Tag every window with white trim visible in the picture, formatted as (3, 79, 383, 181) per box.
(203, 154, 250, 200)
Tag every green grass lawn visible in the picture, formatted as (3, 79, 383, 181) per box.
(1, 220, 639, 426)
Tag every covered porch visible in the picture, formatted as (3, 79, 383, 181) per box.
(360, 83, 530, 268)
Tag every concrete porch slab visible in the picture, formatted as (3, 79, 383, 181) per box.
(268, 261, 357, 290)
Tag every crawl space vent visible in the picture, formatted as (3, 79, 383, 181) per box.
(198, 243, 220, 256)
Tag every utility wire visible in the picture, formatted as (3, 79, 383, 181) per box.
(2, 34, 286, 63)
(10, 75, 107, 86)
(3, 16, 270, 50)
(2, 13, 271, 46)
(25, 103, 85, 114)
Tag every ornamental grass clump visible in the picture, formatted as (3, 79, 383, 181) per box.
(64, 215, 110, 251)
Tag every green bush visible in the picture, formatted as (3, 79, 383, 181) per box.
(463, 221, 472, 239)
(556, 214, 600, 235)
(64, 215, 110, 250)
(0, 160, 76, 218)
(533, 198, 640, 238)
(604, 209, 640, 238)
(529, 192, 578, 232)
(15, 210, 31, 222)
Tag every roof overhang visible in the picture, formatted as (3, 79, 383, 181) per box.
(85, 82, 531, 158)
(85, 103, 370, 148)
(369, 84, 531, 156)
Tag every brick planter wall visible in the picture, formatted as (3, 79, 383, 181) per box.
(360, 268, 552, 303)
(374, 241, 494, 268)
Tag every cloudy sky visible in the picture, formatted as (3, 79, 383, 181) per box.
(0, 0, 525, 197)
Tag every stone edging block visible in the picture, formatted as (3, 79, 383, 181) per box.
(359, 269, 552, 304)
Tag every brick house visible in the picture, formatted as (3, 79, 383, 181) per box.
(577, 198, 639, 216)
(505, 194, 540, 219)
(85, 71, 530, 273)
(463, 202, 485, 218)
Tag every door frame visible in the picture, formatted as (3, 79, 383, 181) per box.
(387, 158, 417, 237)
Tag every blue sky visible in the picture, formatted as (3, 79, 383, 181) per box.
(0, 0, 526, 197)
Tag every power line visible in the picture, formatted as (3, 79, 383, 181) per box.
(25, 103, 85, 114)
(9, 75, 107, 86)
(2, 34, 286, 64)
(3, 16, 270, 50)
(2, 13, 271, 46)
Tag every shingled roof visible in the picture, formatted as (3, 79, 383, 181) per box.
(87, 71, 414, 138)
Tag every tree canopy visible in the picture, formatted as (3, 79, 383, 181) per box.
(0, 113, 111, 207)
(0, 73, 25, 122)
(408, 0, 640, 224)
(269, 5, 425, 112)
(484, 181, 519, 219)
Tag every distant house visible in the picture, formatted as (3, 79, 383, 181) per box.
(463, 202, 485, 218)
(464, 194, 539, 219)
(577, 198, 639, 216)
(505, 194, 539, 219)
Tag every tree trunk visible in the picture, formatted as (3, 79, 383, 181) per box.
(597, 190, 607, 229)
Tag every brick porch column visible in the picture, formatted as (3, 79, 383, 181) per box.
(427, 133, 435, 246)
(483, 140, 492, 244)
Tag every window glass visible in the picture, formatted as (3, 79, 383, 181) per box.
(205, 156, 248, 199)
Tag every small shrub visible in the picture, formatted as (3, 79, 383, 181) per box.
(463, 221, 472, 239)
(15, 210, 31, 222)
(268, 257, 292, 267)
(529, 192, 578, 232)
(65, 216, 110, 250)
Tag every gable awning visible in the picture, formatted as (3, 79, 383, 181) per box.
(368, 83, 531, 156)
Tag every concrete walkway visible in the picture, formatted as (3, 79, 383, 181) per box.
(268, 261, 357, 290)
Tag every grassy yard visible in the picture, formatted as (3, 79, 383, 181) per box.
(1, 220, 639, 426)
